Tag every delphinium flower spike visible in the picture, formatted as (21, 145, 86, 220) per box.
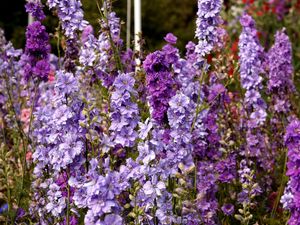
(281, 119, 300, 225)
(195, 0, 225, 60)
(47, 0, 88, 38)
(237, 13, 269, 222)
(25, 0, 46, 21)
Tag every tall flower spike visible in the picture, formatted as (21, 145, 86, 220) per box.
(31, 71, 85, 223)
(238, 14, 266, 128)
(268, 29, 295, 113)
(109, 73, 140, 148)
(238, 14, 269, 208)
(79, 5, 123, 87)
(267, 30, 295, 158)
(25, 0, 46, 21)
(282, 119, 300, 225)
(20, 21, 51, 81)
(143, 34, 179, 124)
(195, 0, 225, 58)
(47, 0, 88, 38)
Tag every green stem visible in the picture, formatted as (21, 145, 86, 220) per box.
(3, 71, 27, 140)
(66, 168, 71, 225)
(194, 159, 197, 199)
(271, 149, 288, 218)
(16, 138, 27, 208)
(13, 83, 39, 223)
(190, 72, 206, 132)
(27, 83, 39, 141)
(56, 24, 62, 69)
(4, 155, 12, 224)
(96, 0, 124, 72)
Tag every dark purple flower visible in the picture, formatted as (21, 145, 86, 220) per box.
(143, 48, 178, 124)
(109, 73, 139, 148)
(62, 215, 78, 225)
(221, 203, 234, 216)
(207, 83, 226, 103)
(25, 21, 50, 58)
(32, 59, 50, 80)
(16, 208, 26, 219)
(164, 33, 177, 45)
(21, 21, 51, 81)
(216, 154, 236, 183)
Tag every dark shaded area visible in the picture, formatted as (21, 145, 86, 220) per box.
(82, 0, 197, 52)
(140, 0, 197, 51)
(0, 0, 197, 52)
(0, 0, 27, 49)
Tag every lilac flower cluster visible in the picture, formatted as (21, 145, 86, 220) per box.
(33, 71, 83, 173)
(25, 0, 46, 21)
(239, 14, 267, 128)
(166, 92, 194, 174)
(79, 7, 123, 87)
(195, 0, 225, 57)
(109, 73, 139, 148)
(237, 15, 272, 213)
(238, 14, 274, 175)
(47, 0, 88, 38)
(69, 158, 127, 224)
(268, 29, 295, 113)
(133, 131, 176, 224)
(267, 30, 295, 159)
(32, 70, 85, 223)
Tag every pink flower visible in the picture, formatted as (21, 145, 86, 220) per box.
(21, 108, 31, 123)
(26, 151, 33, 161)
(48, 70, 55, 82)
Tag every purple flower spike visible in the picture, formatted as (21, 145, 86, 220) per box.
(195, 0, 225, 57)
(25, 0, 46, 21)
(143, 46, 179, 124)
(47, 0, 88, 38)
(20, 21, 51, 81)
(282, 119, 300, 225)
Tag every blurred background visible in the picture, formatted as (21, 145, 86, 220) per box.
(0, 0, 299, 91)
(0, 0, 198, 52)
